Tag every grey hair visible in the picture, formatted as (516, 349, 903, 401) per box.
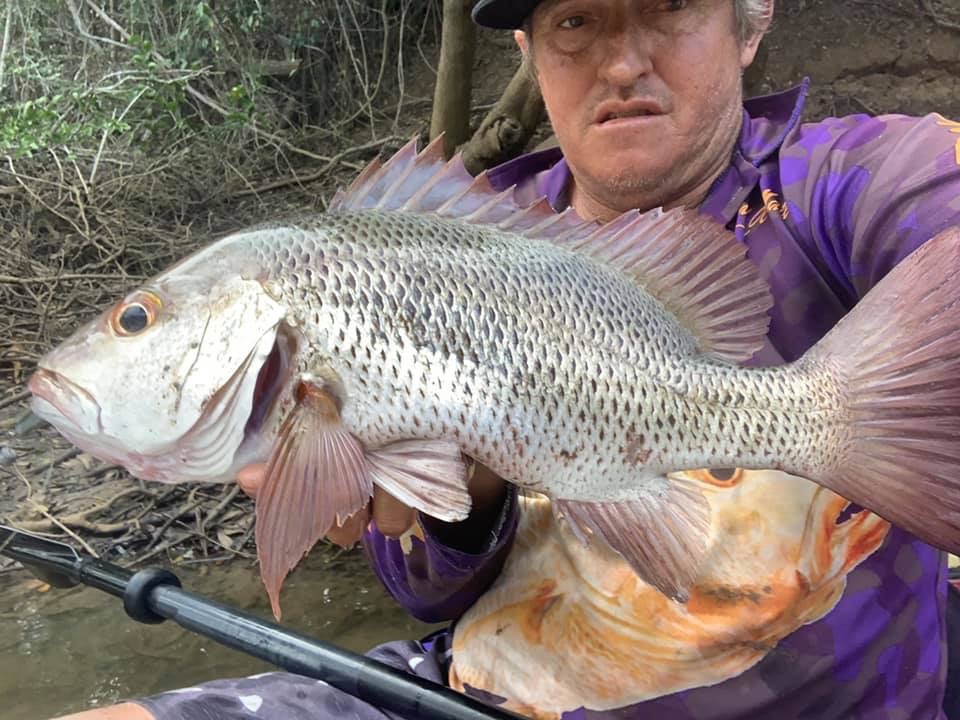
(734, 0, 773, 41)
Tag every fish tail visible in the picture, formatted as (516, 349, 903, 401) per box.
(802, 226, 960, 553)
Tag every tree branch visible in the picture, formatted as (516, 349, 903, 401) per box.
(460, 56, 545, 176)
(919, 0, 960, 31)
(429, 0, 477, 157)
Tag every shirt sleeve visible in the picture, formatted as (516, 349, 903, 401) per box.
(360, 486, 519, 624)
(783, 110, 960, 300)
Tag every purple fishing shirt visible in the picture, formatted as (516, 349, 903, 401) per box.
(363, 79, 960, 719)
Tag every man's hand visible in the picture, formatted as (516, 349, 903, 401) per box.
(236, 458, 507, 550)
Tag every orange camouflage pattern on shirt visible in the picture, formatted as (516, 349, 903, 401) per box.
(934, 113, 960, 165)
(448, 469, 890, 719)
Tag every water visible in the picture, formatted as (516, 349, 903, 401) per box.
(0, 548, 442, 720)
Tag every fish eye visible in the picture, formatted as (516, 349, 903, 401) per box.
(110, 291, 162, 337)
(686, 467, 745, 488)
(119, 304, 149, 334)
(704, 467, 744, 486)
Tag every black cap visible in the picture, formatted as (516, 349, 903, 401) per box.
(471, 0, 541, 29)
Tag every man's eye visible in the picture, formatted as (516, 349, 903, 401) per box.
(665, 0, 688, 9)
(558, 15, 586, 28)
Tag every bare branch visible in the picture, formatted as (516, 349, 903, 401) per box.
(919, 0, 960, 30)
(430, 0, 477, 157)
(0, 0, 12, 90)
(63, 0, 126, 50)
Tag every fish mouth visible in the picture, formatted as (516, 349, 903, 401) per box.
(241, 327, 297, 449)
(27, 368, 102, 437)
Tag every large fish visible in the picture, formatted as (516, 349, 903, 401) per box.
(27, 137, 960, 619)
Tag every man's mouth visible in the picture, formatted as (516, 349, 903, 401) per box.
(596, 100, 665, 124)
(603, 110, 652, 121)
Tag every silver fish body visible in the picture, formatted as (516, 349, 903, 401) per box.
(242, 210, 831, 498)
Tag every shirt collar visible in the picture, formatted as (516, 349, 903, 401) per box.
(486, 78, 811, 222)
(738, 77, 810, 167)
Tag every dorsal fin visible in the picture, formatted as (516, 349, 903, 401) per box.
(328, 135, 585, 229)
(329, 135, 772, 364)
(555, 209, 773, 363)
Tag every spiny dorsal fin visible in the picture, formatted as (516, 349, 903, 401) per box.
(328, 134, 587, 230)
(327, 136, 598, 245)
(329, 135, 772, 364)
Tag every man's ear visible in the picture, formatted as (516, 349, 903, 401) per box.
(514, 29, 530, 58)
(739, 0, 774, 70)
(739, 32, 763, 70)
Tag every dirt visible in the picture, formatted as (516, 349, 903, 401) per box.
(751, 0, 960, 120)
(1, 0, 958, 569)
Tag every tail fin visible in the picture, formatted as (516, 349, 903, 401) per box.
(805, 226, 960, 554)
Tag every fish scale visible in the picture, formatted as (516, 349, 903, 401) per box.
(238, 210, 828, 500)
(27, 136, 960, 617)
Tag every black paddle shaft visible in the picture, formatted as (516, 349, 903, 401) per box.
(0, 526, 523, 720)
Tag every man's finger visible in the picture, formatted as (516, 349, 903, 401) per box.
(372, 487, 415, 537)
(326, 506, 371, 548)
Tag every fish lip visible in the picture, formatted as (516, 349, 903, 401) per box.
(27, 368, 102, 436)
(594, 98, 665, 124)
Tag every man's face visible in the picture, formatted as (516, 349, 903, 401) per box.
(519, 0, 765, 214)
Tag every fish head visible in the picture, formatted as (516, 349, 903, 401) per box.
(28, 267, 292, 483)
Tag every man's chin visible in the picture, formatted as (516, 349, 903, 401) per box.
(579, 163, 676, 209)
(569, 133, 669, 179)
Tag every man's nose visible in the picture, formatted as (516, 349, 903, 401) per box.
(597, 30, 656, 87)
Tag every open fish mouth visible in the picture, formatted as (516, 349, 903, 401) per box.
(239, 326, 297, 454)
(28, 367, 102, 437)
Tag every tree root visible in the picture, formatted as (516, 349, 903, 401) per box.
(919, 0, 960, 31)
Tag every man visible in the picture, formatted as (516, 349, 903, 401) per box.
(57, 0, 960, 718)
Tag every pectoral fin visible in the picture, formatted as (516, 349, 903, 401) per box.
(554, 478, 711, 602)
(254, 373, 474, 619)
(255, 381, 373, 620)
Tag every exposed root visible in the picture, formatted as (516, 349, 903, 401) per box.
(919, 0, 960, 31)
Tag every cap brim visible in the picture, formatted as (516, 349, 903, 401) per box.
(471, 0, 540, 29)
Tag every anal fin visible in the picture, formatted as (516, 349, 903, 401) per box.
(255, 381, 373, 620)
(554, 478, 711, 602)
